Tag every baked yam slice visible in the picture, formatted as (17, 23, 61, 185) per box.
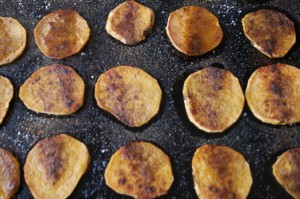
(0, 17, 26, 65)
(106, 1, 155, 45)
(0, 148, 20, 199)
(95, 66, 162, 127)
(34, 10, 90, 59)
(192, 145, 252, 199)
(246, 64, 300, 125)
(273, 148, 300, 199)
(105, 141, 174, 199)
(183, 67, 244, 133)
(0, 76, 13, 125)
(166, 6, 223, 56)
(242, 9, 296, 58)
(19, 64, 85, 115)
(24, 134, 90, 199)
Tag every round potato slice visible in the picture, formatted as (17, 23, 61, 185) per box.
(24, 134, 90, 199)
(95, 66, 162, 127)
(192, 145, 252, 199)
(34, 10, 90, 59)
(106, 1, 155, 45)
(246, 64, 300, 125)
(0, 76, 13, 125)
(0, 148, 20, 199)
(242, 9, 296, 58)
(19, 64, 85, 115)
(183, 67, 244, 133)
(273, 148, 300, 199)
(166, 6, 223, 56)
(105, 141, 174, 199)
(0, 17, 26, 65)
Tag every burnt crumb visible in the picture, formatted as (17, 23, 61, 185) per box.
(108, 70, 122, 80)
(146, 186, 155, 193)
(118, 178, 126, 185)
(205, 67, 226, 81)
(269, 80, 284, 97)
(261, 37, 277, 56)
(213, 84, 222, 91)
(65, 98, 75, 108)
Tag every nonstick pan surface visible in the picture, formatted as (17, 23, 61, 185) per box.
(0, 0, 300, 198)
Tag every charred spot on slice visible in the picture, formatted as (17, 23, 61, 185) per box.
(37, 138, 65, 185)
(114, 1, 137, 44)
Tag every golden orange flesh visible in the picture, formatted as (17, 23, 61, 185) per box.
(106, 0, 155, 45)
(167, 6, 223, 56)
(192, 145, 252, 199)
(24, 134, 90, 199)
(0, 17, 26, 65)
(105, 141, 174, 199)
(183, 67, 244, 133)
(0, 148, 20, 199)
(0, 76, 13, 125)
(273, 148, 300, 199)
(95, 66, 162, 127)
(246, 64, 300, 125)
(19, 64, 85, 115)
(34, 10, 90, 59)
(242, 9, 296, 58)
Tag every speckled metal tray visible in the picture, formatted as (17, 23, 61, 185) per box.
(0, 0, 299, 198)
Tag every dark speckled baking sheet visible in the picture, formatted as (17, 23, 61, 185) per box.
(0, 0, 299, 198)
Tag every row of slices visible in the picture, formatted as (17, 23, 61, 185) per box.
(0, 1, 296, 66)
(1, 63, 300, 132)
(0, 133, 299, 199)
